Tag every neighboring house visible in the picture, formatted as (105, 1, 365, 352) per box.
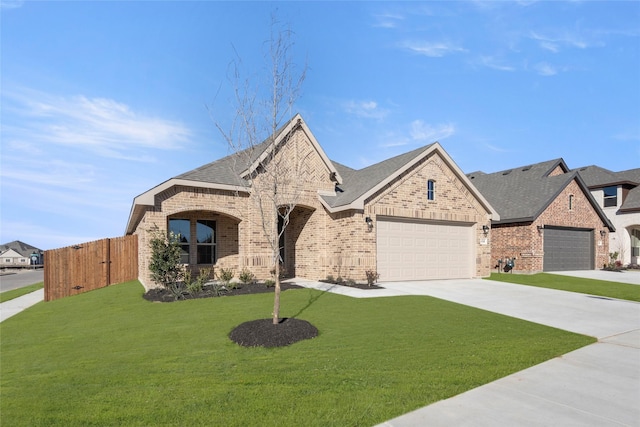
(575, 166, 640, 266)
(0, 241, 44, 267)
(468, 159, 614, 273)
(126, 114, 498, 289)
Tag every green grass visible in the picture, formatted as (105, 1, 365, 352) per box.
(0, 282, 43, 302)
(488, 273, 640, 302)
(1, 280, 594, 426)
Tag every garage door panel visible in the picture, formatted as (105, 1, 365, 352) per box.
(377, 218, 474, 281)
(543, 227, 593, 271)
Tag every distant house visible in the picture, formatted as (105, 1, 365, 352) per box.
(468, 159, 614, 273)
(126, 114, 498, 289)
(0, 241, 44, 267)
(575, 166, 640, 266)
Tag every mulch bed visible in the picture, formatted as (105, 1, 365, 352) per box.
(142, 282, 303, 303)
(229, 318, 318, 348)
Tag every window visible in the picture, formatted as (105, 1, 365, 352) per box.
(603, 186, 617, 207)
(427, 180, 435, 201)
(4, 259, 10, 263)
(196, 220, 216, 264)
(569, 194, 574, 210)
(168, 218, 190, 264)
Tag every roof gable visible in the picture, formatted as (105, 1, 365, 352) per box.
(469, 158, 613, 229)
(321, 142, 498, 219)
(0, 240, 42, 256)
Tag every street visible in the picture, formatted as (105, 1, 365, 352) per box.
(0, 270, 44, 292)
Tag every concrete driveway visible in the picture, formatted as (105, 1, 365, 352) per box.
(294, 275, 640, 426)
(373, 278, 640, 426)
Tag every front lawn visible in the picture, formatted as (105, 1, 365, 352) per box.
(0, 280, 594, 426)
(488, 273, 640, 302)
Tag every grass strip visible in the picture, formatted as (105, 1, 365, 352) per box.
(488, 273, 640, 302)
(0, 280, 594, 426)
(0, 282, 44, 302)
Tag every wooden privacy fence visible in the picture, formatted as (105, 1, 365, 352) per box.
(44, 235, 138, 301)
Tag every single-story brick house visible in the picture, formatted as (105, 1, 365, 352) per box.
(468, 159, 615, 273)
(575, 165, 640, 266)
(126, 114, 498, 289)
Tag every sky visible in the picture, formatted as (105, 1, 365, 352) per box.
(1, 1, 639, 251)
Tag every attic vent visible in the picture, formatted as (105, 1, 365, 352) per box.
(522, 166, 532, 171)
(502, 170, 512, 176)
(579, 167, 587, 171)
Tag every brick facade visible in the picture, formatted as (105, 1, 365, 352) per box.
(131, 125, 494, 289)
(490, 179, 610, 273)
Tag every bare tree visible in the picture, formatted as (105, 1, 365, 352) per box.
(215, 15, 307, 325)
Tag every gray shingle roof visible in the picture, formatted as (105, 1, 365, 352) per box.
(621, 186, 640, 211)
(575, 165, 640, 187)
(322, 144, 435, 208)
(467, 159, 574, 223)
(0, 241, 43, 257)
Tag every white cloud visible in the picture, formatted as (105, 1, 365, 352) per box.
(478, 55, 516, 72)
(401, 40, 466, 57)
(373, 12, 404, 29)
(534, 62, 559, 76)
(344, 100, 390, 120)
(410, 120, 455, 142)
(3, 87, 192, 160)
(530, 31, 595, 52)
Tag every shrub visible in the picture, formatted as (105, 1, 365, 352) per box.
(264, 279, 275, 288)
(270, 264, 287, 279)
(345, 278, 356, 287)
(239, 268, 255, 285)
(365, 270, 380, 287)
(336, 276, 344, 284)
(326, 275, 335, 283)
(217, 268, 234, 284)
(186, 268, 213, 294)
(148, 227, 185, 300)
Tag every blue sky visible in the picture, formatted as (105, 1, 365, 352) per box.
(1, 1, 639, 250)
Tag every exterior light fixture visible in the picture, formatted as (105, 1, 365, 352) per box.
(365, 216, 373, 232)
(482, 225, 490, 235)
(537, 225, 544, 233)
(600, 230, 607, 237)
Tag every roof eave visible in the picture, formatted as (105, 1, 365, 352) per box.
(125, 178, 249, 235)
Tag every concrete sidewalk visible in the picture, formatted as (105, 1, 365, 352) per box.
(0, 289, 44, 323)
(293, 277, 640, 426)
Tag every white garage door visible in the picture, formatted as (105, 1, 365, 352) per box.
(377, 218, 474, 281)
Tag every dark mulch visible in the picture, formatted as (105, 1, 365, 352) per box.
(142, 282, 303, 303)
(229, 318, 319, 347)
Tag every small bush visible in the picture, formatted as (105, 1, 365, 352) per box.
(326, 275, 335, 283)
(336, 276, 344, 284)
(270, 264, 287, 279)
(185, 268, 213, 294)
(217, 268, 234, 284)
(345, 278, 356, 287)
(265, 279, 275, 288)
(365, 270, 380, 287)
(239, 268, 255, 285)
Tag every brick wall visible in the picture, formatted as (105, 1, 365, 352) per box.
(132, 129, 494, 288)
(491, 178, 610, 273)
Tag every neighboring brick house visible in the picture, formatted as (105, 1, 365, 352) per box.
(468, 159, 614, 273)
(576, 166, 640, 266)
(0, 241, 44, 267)
(126, 114, 498, 289)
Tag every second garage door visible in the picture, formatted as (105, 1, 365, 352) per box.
(377, 217, 474, 281)
(543, 226, 594, 271)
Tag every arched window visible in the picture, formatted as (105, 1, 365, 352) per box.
(427, 180, 435, 201)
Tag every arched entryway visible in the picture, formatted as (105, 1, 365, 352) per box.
(279, 205, 315, 278)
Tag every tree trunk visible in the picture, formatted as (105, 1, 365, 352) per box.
(273, 260, 281, 324)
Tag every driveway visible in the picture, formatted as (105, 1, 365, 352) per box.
(294, 276, 640, 426)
